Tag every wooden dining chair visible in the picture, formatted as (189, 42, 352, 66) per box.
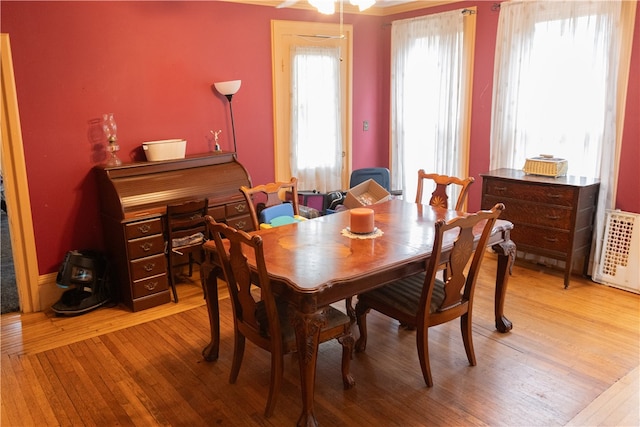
(165, 198, 208, 303)
(206, 217, 355, 418)
(240, 177, 305, 231)
(354, 203, 504, 387)
(415, 170, 475, 211)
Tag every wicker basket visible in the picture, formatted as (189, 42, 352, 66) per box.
(523, 156, 568, 177)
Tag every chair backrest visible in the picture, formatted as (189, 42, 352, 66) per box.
(240, 178, 300, 231)
(205, 216, 282, 348)
(423, 203, 504, 315)
(415, 170, 474, 211)
(166, 199, 209, 249)
(350, 168, 391, 192)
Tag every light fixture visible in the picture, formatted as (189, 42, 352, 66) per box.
(213, 80, 241, 156)
(309, 0, 335, 14)
(350, 0, 375, 12)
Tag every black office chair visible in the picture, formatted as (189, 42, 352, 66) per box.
(350, 168, 391, 191)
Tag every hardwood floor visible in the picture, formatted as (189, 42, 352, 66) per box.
(2, 256, 639, 426)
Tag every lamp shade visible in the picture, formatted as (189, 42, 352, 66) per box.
(213, 80, 241, 96)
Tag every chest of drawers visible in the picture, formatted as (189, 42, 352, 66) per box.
(480, 168, 599, 288)
(96, 153, 251, 311)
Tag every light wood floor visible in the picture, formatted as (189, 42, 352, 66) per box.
(2, 256, 639, 426)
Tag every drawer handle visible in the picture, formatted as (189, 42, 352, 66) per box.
(545, 214, 561, 220)
(143, 262, 156, 272)
(144, 281, 158, 291)
(139, 242, 154, 252)
(235, 220, 247, 229)
(137, 224, 152, 234)
(543, 236, 559, 242)
(494, 186, 507, 192)
(235, 203, 246, 213)
(546, 193, 562, 199)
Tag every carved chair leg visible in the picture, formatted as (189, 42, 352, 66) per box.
(354, 303, 370, 353)
(264, 353, 284, 418)
(229, 332, 245, 384)
(338, 334, 356, 389)
(345, 296, 356, 322)
(460, 313, 476, 366)
(416, 324, 433, 387)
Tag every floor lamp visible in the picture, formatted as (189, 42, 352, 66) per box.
(213, 80, 241, 156)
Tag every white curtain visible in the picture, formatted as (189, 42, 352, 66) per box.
(290, 45, 343, 193)
(490, 0, 634, 273)
(390, 9, 467, 202)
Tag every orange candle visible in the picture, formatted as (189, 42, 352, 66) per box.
(350, 208, 374, 234)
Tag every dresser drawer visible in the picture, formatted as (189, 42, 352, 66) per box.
(132, 273, 168, 299)
(510, 224, 570, 255)
(226, 200, 249, 217)
(125, 218, 163, 240)
(484, 179, 575, 207)
(483, 195, 572, 230)
(130, 254, 167, 281)
(127, 234, 165, 259)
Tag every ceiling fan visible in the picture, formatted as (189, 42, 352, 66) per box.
(277, 0, 376, 14)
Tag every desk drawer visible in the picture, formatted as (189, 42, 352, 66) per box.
(483, 195, 572, 230)
(132, 273, 168, 298)
(127, 234, 165, 259)
(130, 254, 167, 281)
(484, 180, 574, 207)
(226, 200, 249, 217)
(207, 205, 226, 220)
(125, 218, 163, 240)
(227, 213, 252, 231)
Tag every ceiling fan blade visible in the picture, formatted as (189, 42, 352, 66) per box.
(276, 0, 299, 8)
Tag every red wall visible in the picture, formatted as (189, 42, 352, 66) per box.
(1, 1, 638, 275)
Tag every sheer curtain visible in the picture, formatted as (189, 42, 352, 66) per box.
(290, 45, 343, 193)
(390, 9, 470, 202)
(490, 0, 635, 272)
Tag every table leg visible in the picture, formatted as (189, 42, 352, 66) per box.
(492, 238, 516, 333)
(291, 308, 324, 427)
(201, 260, 220, 361)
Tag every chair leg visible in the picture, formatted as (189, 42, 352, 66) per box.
(264, 352, 284, 418)
(345, 296, 355, 322)
(461, 313, 476, 366)
(167, 257, 179, 303)
(416, 324, 433, 387)
(354, 302, 370, 353)
(188, 253, 194, 277)
(229, 332, 245, 384)
(338, 334, 356, 389)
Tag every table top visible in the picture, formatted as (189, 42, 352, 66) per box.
(204, 199, 513, 309)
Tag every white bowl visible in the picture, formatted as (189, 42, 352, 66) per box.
(142, 139, 186, 161)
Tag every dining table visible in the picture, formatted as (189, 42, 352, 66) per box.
(200, 198, 516, 427)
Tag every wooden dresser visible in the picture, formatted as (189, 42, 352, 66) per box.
(95, 153, 252, 311)
(480, 168, 599, 288)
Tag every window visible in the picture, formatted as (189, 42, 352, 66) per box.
(390, 8, 476, 204)
(490, 0, 636, 271)
(272, 20, 353, 192)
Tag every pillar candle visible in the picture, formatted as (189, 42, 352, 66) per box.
(350, 208, 375, 234)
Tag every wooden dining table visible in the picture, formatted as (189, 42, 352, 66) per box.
(200, 198, 516, 427)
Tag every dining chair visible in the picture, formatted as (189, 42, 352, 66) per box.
(240, 178, 306, 231)
(415, 170, 475, 211)
(205, 217, 355, 417)
(165, 198, 208, 303)
(354, 203, 504, 387)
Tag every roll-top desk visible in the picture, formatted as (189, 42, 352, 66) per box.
(480, 168, 599, 288)
(95, 153, 252, 311)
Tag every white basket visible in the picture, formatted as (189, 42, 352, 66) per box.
(142, 139, 186, 161)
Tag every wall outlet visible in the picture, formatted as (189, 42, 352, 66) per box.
(363, 120, 369, 131)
